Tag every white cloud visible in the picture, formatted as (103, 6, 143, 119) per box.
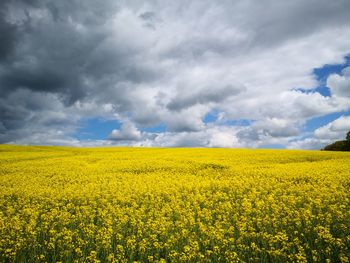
(251, 118, 300, 137)
(161, 105, 207, 132)
(208, 128, 241, 148)
(287, 115, 350, 149)
(327, 67, 350, 98)
(139, 125, 243, 148)
(314, 115, 350, 140)
(287, 138, 330, 150)
(108, 121, 141, 141)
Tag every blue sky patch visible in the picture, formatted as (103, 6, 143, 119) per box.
(204, 111, 218, 123)
(313, 54, 350, 86)
(301, 54, 350, 132)
(303, 112, 348, 133)
(74, 118, 121, 140)
(141, 123, 167, 133)
(204, 111, 253, 126)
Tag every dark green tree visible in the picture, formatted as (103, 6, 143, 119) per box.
(323, 130, 350, 151)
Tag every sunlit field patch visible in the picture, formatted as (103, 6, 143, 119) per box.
(0, 145, 349, 262)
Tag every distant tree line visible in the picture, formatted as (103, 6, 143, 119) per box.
(323, 131, 350, 151)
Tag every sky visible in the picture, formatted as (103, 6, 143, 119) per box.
(0, 0, 350, 149)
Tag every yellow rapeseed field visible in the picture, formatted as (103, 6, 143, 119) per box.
(0, 145, 349, 262)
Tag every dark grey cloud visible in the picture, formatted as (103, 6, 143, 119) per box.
(0, 99, 29, 131)
(1, 1, 101, 103)
(167, 85, 244, 111)
(139, 11, 160, 30)
(245, 0, 350, 46)
(0, 0, 159, 144)
(0, 0, 155, 102)
(139, 11, 156, 21)
(0, 1, 18, 61)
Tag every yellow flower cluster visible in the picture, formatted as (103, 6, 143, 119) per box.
(0, 145, 349, 262)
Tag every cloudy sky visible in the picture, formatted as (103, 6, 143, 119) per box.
(1, 0, 350, 148)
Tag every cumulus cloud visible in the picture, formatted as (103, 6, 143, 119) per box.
(0, 1, 17, 61)
(134, 125, 242, 148)
(327, 67, 350, 98)
(207, 128, 241, 148)
(167, 85, 244, 111)
(287, 138, 330, 150)
(0, 0, 350, 147)
(288, 115, 350, 149)
(251, 118, 300, 138)
(109, 121, 141, 141)
(314, 115, 350, 140)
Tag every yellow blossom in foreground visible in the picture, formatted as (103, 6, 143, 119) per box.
(0, 145, 349, 262)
